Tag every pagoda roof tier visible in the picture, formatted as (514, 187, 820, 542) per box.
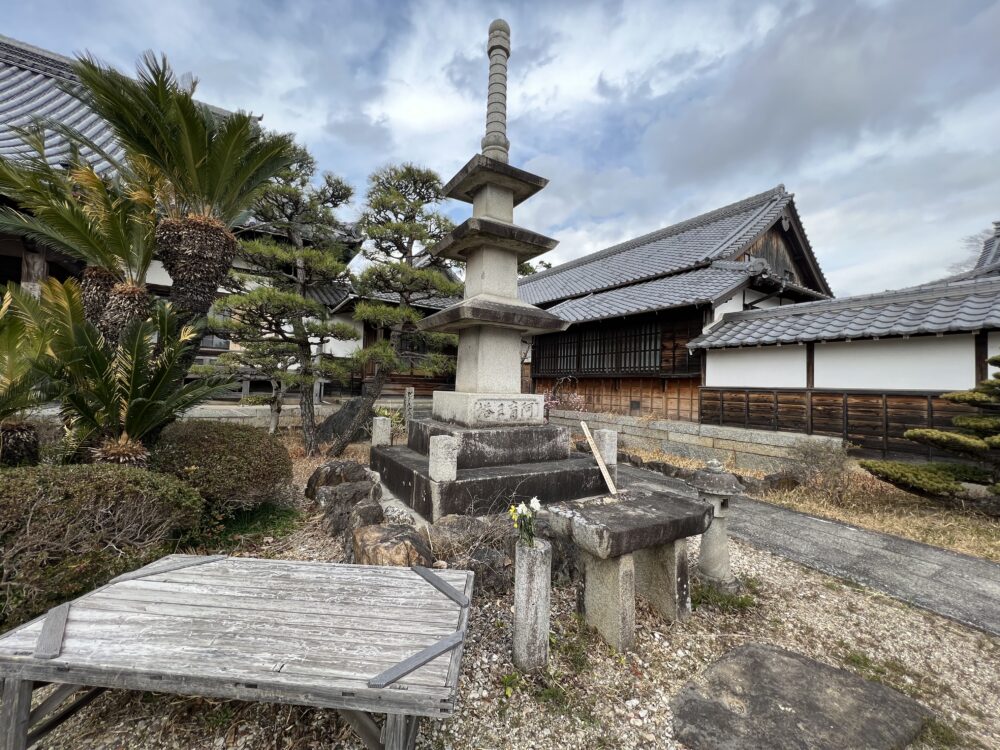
(429, 217, 558, 262)
(444, 154, 548, 206)
(417, 295, 569, 335)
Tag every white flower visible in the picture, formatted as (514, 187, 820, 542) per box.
(516, 502, 529, 516)
(529, 497, 541, 512)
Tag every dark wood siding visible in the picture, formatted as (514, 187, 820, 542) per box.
(699, 387, 976, 459)
(532, 311, 702, 380)
(535, 376, 700, 422)
(739, 227, 802, 285)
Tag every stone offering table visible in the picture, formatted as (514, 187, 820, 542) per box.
(547, 491, 712, 651)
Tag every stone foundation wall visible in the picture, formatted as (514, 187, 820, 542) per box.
(547, 409, 842, 473)
(179, 403, 340, 429)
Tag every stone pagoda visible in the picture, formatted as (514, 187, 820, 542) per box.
(371, 19, 606, 520)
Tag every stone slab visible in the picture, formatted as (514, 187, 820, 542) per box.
(671, 643, 929, 750)
(418, 295, 567, 335)
(547, 490, 712, 559)
(428, 216, 558, 262)
(371, 445, 607, 520)
(407, 418, 570, 469)
(443, 154, 548, 206)
(432, 391, 545, 427)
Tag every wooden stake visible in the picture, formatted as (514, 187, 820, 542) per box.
(581, 421, 617, 496)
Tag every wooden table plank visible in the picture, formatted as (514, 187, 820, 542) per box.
(116, 578, 462, 612)
(85, 587, 462, 628)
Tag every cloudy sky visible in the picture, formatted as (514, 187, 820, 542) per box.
(6, 0, 999, 295)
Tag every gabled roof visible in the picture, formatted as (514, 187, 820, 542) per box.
(546, 263, 752, 323)
(518, 185, 831, 308)
(690, 270, 1000, 349)
(0, 35, 121, 169)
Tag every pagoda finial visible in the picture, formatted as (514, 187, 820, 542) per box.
(481, 18, 511, 163)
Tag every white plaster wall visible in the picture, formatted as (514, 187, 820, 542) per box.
(988, 332, 1000, 376)
(814, 335, 975, 390)
(711, 294, 743, 323)
(321, 314, 363, 357)
(705, 346, 807, 388)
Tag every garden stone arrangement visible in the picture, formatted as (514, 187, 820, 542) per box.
(369, 19, 609, 520)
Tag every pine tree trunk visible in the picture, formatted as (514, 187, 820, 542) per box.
(268, 380, 283, 434)
(299, 351, 318, 456)
(328, 328, 400, 457)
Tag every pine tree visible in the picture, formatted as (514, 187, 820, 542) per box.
(861, 358, 1000, 500)
(325, 164, 462, 457)
(212, 238, 359, 456)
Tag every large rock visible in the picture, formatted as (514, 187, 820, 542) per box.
(316, 397, 366, 444)
(671, 643, 929, 750)
(306, 460, 371, 501)
(342, 500, 385, 563)
(353, 524, 433, 567)
(317, 480, 382, 536)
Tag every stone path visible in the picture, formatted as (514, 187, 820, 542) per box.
(619, 466, 1000, 636)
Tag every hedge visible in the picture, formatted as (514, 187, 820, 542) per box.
(150, 421, 293, 517)
(0, 464, 203, 629)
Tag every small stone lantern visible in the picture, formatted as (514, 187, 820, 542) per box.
(689, 459, 743, 592)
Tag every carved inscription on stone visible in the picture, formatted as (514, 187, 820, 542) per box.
(473, 398, 539, 422)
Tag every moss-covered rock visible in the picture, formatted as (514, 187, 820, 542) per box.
(0, 464, 203, 628)
(150, 421, 292, 517)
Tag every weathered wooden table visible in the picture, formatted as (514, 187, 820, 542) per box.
(0, 555, 474, 750)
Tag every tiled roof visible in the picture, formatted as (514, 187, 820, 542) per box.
(974, 224, 1000, 269)
(518, 185, 813, 307)
(547, 265, 752, 323)
(0, 35, 122, 169)
(308, 282, 458, 313)
(690, 274, 1000, 349)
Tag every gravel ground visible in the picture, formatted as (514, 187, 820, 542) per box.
(38, 510, 999, 750)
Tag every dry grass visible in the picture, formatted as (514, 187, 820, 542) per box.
(766, 469, 1000, 562)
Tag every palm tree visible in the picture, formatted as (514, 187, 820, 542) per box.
(7, 279, 235, 466)
(71, 53, 297, 324)
(0, 285, 50, 466)
(0, 126, 158, 341)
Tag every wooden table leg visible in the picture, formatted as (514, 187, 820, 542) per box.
(383, 713, 419, 750)
(1, 678, 33, 750)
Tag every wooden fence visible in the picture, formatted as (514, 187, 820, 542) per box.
(699, 388, 976, 459)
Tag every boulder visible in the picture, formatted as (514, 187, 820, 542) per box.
(342, 499, 385, 563)
(316, 397, 366, 444)
(353, 524, 433, 567)
(317, 480, 382, 536)
(305, 460, 371, 501)
(761, 471, 801, 493)
(671, 643, 928, 750)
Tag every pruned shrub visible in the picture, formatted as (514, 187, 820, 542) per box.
(150, 421, 293, 517)
(786, 439, 854, 502)
(0, 464, 203, 628)
(858, 460, 992, 499)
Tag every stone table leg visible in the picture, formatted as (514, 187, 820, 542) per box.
(634, 539, 691, 622)
(581, 550, 635, 652)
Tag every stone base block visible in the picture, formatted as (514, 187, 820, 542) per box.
(634, 539, 691, 622)
(407, 418, 570, 468)
(582, 550, 635, 652)
(371, 445, 606, 520)
(432, 391, 544, 427)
